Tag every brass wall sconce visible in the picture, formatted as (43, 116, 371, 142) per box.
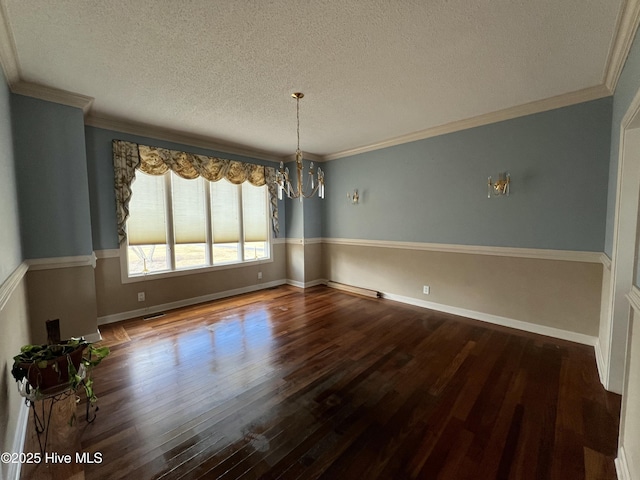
(347, 189, 359, 204)
(488, 173, 510, 198)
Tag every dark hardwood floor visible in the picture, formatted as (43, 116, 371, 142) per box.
(22, 285, 621, 479)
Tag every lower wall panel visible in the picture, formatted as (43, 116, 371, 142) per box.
(304, 242, 323, 284)
(0, 272, 31, 480)
(284, 242, 325, 288)
(322, 243, 602, 338)
(26, 265, 99, 344)
(95, 243, 287, 320)
(285, 242, 304, 286)
(95, 240, 602, 341)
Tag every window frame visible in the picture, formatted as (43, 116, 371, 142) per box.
(119, 171, 273, 284)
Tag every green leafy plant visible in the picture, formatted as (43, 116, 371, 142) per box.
(11, 338, 110, 404)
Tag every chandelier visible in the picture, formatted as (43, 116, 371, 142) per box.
(276, 93, 325, 201)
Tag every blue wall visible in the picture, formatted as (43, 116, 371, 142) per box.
(11, 95, 93, 259)
(84, 126, 283, 250)
(6, 92, 615, 257)
(321, 97, 612, 251)
(303, 193, 323, 239)
(0, 78, 22, 282)
(280, 157, 324, 239)
(283, 181, 304, 239)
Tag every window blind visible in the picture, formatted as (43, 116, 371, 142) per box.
(127, 172, 167, 245)
(211, 179, 240, 243)
(242, 183, 268, 242)
(172, 174, 206, 244)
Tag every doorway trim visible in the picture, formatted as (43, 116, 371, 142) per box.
(604, 85, 640, 394)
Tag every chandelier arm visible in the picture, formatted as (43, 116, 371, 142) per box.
(281, 174, 323, 199)
(288, 180, 298, 198)
(301, 168, 314, 195)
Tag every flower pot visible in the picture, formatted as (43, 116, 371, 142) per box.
(20, 343, 84, 393)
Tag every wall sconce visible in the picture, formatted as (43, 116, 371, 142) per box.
(488, 173, 510, 198)
(347, 189, 359, 204)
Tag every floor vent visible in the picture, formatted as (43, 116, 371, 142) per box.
(143, 312, 165, 320)
(326, 281, 381, 298)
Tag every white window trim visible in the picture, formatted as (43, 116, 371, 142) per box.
(118, 248, 274, 284)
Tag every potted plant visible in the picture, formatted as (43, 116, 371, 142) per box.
(11, 337, 110, 406)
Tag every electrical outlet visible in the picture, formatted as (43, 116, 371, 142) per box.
(138, 292, 145, 302)
(258, 271, 262, 280)
(423, 285, 430, 295)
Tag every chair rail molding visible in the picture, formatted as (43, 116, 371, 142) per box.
(0, 262, 28, 312)
(322, 237, 603, 263)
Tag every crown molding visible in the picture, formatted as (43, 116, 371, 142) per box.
(11, 81, 94, 114)
(86, 82, 612, 164)
(324, 84, 612, 161)
(85, 114, 282, 163)
(2, 79, 618, 168)
(2, 0, 631, 164)
(604, 0, 640, 92)
(0, 0, 19, 85)
(3, 82, 616, 167)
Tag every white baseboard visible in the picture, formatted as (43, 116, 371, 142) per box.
(97, 280, 287, 325)
(83, 329, 102, 343)
(285, 279, 305, 288)
(7, 401, 29, 480)
(615, 446, 631, 480)
(381, 292, 598, 346)
(594, 338, 608, 386)
(97, 277, 597, 347)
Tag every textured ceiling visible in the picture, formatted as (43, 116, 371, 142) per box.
(1, 0, 625, 159)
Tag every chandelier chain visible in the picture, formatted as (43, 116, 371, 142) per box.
(296, 96, 300, 152)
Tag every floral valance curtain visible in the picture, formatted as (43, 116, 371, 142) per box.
(113, 139, 279, 245)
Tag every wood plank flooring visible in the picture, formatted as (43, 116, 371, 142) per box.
(21, 285, 621, 479)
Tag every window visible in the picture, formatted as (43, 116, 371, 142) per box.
(125, 171, 270, 277)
